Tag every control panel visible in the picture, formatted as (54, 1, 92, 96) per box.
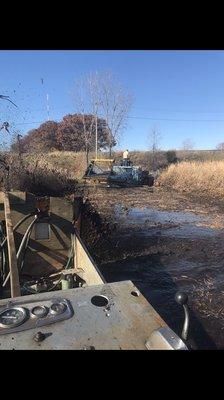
(0, 298, 73, 335)
(0, 281, 187, 349)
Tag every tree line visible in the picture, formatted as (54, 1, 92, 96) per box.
(11, 114, 114, 164)
(11, 71, 133, 165)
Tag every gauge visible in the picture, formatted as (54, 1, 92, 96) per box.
(0, 307, 28, 329)
(50, 302, 67, 315)
(31, 305, 48, 318)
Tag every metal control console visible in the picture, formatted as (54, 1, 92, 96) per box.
(0, 298, 73, 334)
(0, 281, 187, 349)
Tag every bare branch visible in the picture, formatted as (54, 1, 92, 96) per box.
(181, 138, 195, 150)
(99, 71, 133, 154)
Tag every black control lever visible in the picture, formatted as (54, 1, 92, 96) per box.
(175, 291, 190, 341)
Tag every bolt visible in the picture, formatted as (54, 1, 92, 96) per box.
(106, 313, 110, 317)
(34, 331, 46, 342)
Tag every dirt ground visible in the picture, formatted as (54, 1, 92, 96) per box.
(83, 185, 224, 349)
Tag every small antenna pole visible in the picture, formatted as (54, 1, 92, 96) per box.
(46, 93, 50, 121)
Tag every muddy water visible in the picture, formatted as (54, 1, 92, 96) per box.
(115, 206, 217, 238)
(86, 188, 224, 349)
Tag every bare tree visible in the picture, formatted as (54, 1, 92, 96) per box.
(74, 74, 97, 165)
(99, 71, 133, 156)
(73, 71, 133, 161)
(181, 138, 195, 150)
(148, 126, 161, 170)
(74, 72, 110, 165)
(216, 142, 224, 151)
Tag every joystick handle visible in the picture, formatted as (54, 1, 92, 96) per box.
(175, 291, 189, 341)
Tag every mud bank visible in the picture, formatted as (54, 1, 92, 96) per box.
(83, 186, 224, 349)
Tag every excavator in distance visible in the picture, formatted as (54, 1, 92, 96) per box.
(83, 158, 154, 188)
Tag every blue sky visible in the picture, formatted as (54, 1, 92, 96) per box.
(1, 50, 224, 150)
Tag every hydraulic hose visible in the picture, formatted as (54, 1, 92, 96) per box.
(2, 216, 37, 287)
(16, 217, 37, 261)
(1, 247, 6, 280)
(20, 221, 35, 271)
(65, 234, 74, 269)
(0, 223, 6, 282)
(21, 231, 74, 294)
(0, 212, 34, 249)
(46, 234, 74, 291)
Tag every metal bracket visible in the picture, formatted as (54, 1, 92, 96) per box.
(145, 327, 188, 350)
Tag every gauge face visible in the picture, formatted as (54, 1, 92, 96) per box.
(31, 305, 48, 318)
(0, 307, 27, 328)
(50, 302, 67, 315)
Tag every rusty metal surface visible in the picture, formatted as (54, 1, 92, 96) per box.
(0, 280, 171, 350)
(0, 191, 76, 278)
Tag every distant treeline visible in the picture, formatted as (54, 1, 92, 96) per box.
(114, 149, 224, 171)
(11, 114, 114, 159)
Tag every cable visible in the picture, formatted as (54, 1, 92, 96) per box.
(133, 106, 224, 114)
(10, 115, 224, 128)
(127, 116, 224, 122)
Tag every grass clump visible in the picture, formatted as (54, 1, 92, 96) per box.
(157, 161, 224, 203)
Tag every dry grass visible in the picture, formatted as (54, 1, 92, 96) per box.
(0, 151, 90, 195)
(0, 150, 118, 195)
(157, 161, 224, 203)
(24, 151, 88, 180)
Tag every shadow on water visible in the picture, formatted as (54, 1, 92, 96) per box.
(99, 253, 218, 349)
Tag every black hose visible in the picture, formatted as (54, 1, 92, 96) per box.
(46, 235, 74, 291)
(2, 217, 37, 287)
(1, 246, 6, 280)
(22, 234, 75, 294)
(0, 212, 34, 249)
(20, 221, 35, 271)
(16, 217, 37, 260)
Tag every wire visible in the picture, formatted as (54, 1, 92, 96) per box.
(9, 115, 224, 128)
(133, 106, 224, 114)
(127, 116, 224, 122)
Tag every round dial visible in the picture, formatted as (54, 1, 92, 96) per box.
(31, 305, 48, 318)
(50, 302, 67, 315)
(0, 307, 27, 328)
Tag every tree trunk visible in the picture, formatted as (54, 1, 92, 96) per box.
(109, 145, 112, 157)
(86, 148, 89, 167)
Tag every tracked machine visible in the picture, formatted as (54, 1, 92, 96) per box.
(83, 159, 154, 187)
